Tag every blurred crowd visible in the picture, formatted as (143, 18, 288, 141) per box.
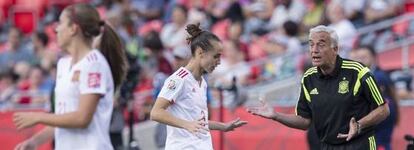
(0, 0, 414, 120)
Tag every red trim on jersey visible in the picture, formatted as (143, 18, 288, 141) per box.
(87, 55, 93, 62)
(176, 69, 183, 75)
(86, 53, 98, 62)
(181, 72, 189, 78)
(92, 53, 97, 61)
(177, 69, 185, 77)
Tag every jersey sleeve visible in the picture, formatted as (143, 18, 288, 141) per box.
(79, 61, 108, 95)
(295, 82, 312, 119)
(157, 76, 185, 103)
(360, 72, 386, 107)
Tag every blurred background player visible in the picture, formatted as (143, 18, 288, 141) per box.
(352, 46, 400, 150)
(12, 3, 128, 150)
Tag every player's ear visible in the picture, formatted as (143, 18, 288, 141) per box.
(195, 47, 204, 58)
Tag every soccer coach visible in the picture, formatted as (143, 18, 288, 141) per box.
(248, 25, 389, 150)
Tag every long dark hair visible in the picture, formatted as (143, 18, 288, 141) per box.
(64, 4, 128, 89)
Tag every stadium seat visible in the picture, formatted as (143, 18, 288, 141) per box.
(9, 6, 37, 35)
(138, 20, 163, 36)
(0, 0, 15, 23)
(405, 0, 414, 12)
(14, 0, 48, 18)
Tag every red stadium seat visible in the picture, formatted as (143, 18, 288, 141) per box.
(0, 0, 15, 23)
(10, 6, 37, 35)
(405, 0, 414, 12)
(14, 0, 48, 18)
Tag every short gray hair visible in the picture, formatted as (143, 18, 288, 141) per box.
(309, 25, 338, 48)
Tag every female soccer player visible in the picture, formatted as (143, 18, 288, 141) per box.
(13, 3, 127, 150)
(150, 23, 247, 150)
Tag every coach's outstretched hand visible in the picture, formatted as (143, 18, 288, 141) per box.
(337, 117, 358, 141)
(246, 100, 275, 119)
(223, 118, 248, 132)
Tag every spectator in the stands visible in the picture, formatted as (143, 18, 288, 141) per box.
(143, 31, 173, 76)
(353, 46, 399, 150)
(212, 40, 249, 109)
(258, 20, 301, 57)
(331, 0, 366, 28)
(129, 0, 165, 23)
(301, 0, 328, 33)
(31, 32, 58, 69)
(364, 0, 403, 24)
(0, 27, 35, 71)
(0, 70, 18, 108)
(327, 1, 357, 58)
(268, 0, 306, 30)
(14, 66, 52, 105)
(161, 4, 188, 49)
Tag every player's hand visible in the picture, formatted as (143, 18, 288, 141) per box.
(223, 118, 247, 132)
(247, 100, 275, 119)
(337, 117, 358, 141)
(184, 120, 209, 136)
(13, 112, 41, 130)
(15, 139, 36, 150)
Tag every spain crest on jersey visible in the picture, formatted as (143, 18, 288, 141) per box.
(338, 78, 349, 94)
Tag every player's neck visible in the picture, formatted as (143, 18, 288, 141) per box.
(185, 60, 203, 81)
(68, 40, 92, 65)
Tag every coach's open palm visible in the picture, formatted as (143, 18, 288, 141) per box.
(247, 100, 275, 119)
(337, 117, 358, 141)
(223, 118, 248, 132)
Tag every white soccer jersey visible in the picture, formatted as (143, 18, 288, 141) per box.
(158, 67, 213, 150)
(54, 49, 114, 150)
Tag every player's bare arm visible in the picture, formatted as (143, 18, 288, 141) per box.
(151, 98, 209, 135)
(247, 100, 311, 130)
(14, 94, 101, 129)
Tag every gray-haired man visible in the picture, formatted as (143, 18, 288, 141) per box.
(248, 25, 389, 150)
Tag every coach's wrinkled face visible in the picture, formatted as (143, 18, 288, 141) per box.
(309, 31, 338, 68)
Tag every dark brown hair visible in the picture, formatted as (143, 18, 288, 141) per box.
(65, 4, 128, 89)
(186, 23, 221, 56)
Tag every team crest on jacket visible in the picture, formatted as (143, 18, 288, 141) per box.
(338, 78, 349, 94)
(167, 80, 177, 90)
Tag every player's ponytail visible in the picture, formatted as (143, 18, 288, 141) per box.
(64, 3, 128, 89)
(99, 22, 128, 89)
